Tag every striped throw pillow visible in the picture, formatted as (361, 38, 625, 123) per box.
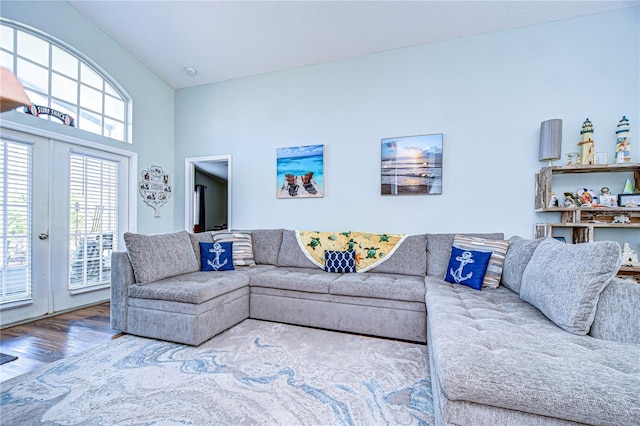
(452, 235, 510, 289)
(212, 231, 256, 266)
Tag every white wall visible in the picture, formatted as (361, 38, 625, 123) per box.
(1, 1, 175, 234)
(174, 8, 639, 242)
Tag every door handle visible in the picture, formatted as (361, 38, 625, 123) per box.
(38, 233, 48, 240)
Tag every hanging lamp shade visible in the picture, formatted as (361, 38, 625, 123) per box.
(0, 67, 31, 112)
(539, 119, 563, 166)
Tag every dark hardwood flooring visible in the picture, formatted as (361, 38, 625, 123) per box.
(0, 302, 122, 383)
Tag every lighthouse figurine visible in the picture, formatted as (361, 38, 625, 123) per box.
(577, 118, 595, 165)
(615, 116, 631, 163)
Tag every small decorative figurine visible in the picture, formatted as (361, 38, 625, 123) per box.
(566, 152, 579, 165)
(599, 187, 617, 207)
(563, 191, 577, 207)
(577, 118, 595, 165)
(548, 192, 559, 207)
(612, 214, 631, 224)
(576, 188, 597, 207)
(621, 243, 640, 266)
(623, 178, 635, 194)
(615, 116, 631, 164)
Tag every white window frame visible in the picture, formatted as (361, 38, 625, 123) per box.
(0, 18, 133, 144)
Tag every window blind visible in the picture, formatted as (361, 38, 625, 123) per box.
(0, 138, 32, 304)
(68, 152, 118, 290)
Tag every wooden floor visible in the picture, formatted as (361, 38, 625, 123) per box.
(0, 303, 122, 383)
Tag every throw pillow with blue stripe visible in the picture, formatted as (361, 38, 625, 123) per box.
(444, 246, 491, 290)
(324, 249, 356, 273)
(200, 241, 235, 271)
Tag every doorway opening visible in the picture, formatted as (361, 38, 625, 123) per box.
(184, 155, 231, 233)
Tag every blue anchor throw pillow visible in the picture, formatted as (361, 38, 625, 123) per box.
(199, 241, 235, 271)
(324, 249, 356, 273)
(444, 246, 492, 290)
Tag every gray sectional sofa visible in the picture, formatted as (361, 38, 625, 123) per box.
(111, 229, 640, 426)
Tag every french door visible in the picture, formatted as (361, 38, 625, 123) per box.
(0, 128, 131, 326)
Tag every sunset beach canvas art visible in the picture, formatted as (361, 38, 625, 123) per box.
(381, 134, 443, 195)
(277, 144, 324, 198)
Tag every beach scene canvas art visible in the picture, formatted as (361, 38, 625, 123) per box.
(277, 144, 324, 198)
(381, 134, 443, 195)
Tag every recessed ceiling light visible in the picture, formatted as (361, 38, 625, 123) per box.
(184, 67, 197, 76)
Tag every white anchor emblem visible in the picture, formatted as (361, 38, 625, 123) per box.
(207, 242, 228, 270)
(450, 250, 475, 283)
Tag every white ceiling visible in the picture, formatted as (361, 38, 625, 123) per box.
(67, 1, 639, 89)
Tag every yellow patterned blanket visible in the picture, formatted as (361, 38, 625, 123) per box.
(296, 230, 407, 272)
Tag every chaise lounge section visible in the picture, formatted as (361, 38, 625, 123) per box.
(110, 228, 640, 425)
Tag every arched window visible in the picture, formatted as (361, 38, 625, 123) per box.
(0, 19, 132, 143)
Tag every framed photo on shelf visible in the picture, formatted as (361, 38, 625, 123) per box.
(594, 152, 608, 165)
(618, 193, 640, 207)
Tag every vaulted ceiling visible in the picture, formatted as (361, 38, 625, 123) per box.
(68, 1, 639, 89)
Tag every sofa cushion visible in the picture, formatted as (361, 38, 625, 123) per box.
(500, 236, 543, 294)
(444, 246, 491, 290)
(188, 232, 214, 269)
(213, 231, 256, 266)
(124, 231, 198, 284)
(452, 235, 509, 289)
(324, 250, 356, 273)
(247, 229, 283, 265)
(276, 230, 317, 268)
(425, 276, 640, 425)
(330, 272, 426, 302)
(368, 234, 427, 276)
(590, 277, 640, 344)
(426, 233, 504, 278)
(250, 267, 339, 293)
(128, 270, 249, 304)
(520, 238, 622, 335)
(199, 242, 234, 271)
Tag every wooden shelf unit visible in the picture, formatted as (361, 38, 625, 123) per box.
(534, 163, 640, 243)
(618, 266, 640, 282)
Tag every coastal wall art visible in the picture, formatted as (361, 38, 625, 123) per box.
(381, 134, 443, 195)
(277, 144, 324, 198)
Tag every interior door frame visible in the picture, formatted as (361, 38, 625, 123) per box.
(184, 155, 232, 232)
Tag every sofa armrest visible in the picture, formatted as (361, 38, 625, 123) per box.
(110, 251, 135, 332)
(590, 277, 640, 344)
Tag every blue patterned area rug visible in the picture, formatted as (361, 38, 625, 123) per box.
(1, 319, 433, 425)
